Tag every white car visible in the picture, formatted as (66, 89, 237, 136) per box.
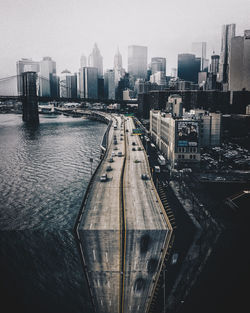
(111, 151, 116, 157)
(100, 174, 108, 182)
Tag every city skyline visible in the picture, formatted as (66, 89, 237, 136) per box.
(1, 0, 250, 78)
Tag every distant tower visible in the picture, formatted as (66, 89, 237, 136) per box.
(191, 42, 207, 71)
(128, 45, 148, 80)
(177, 54, 200, 83)
(229, 30, 250, 91)
(80, 54, 87, 68)
(39, 56, 57, 97)
(218, 24, 236, 85)
(211, 54, 220, 75)
(16, 58, 40, 96)
(114, 47, 124, 87)
(88, 43, 103, 78)
(151, 57, 166, 75)
(79, 67, 98, 99)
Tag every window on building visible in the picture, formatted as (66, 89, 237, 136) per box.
(190, 155, 192, 159)
(193, 155, 196, 159)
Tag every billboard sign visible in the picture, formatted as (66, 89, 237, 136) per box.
(132, 128, 143, 135)
(176, 121, 199, 147)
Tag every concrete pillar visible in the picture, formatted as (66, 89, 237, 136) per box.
(22, 72, 39, 124)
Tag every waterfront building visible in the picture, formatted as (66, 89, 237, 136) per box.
(88, 43, 103, 78)
(16, 58, 40, 95)
(177, 54, 201, 83)
(218, 23, 236, 88)
(104, 69, 115, 100)
(39, 57, 57, 97)
(229, 30, 250, 91)
(59, 69, 77, 98)
(128, 45, 148, 80)
(79, 67, 98, 99)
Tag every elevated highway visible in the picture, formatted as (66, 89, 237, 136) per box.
(75, 114, 172, 313)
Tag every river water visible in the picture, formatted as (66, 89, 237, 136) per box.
(0, 114, 107, 313)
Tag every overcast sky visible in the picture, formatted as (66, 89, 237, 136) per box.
(0, 0, 250, 77)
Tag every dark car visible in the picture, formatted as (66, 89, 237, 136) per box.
(109, 157, 114, 163)
(106, 165, 112, 171)
(141, 174, 149, 180)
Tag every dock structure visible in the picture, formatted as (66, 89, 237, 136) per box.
(76, 114, 172, 313)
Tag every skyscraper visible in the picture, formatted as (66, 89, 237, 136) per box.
(191, 42, 208, 71)
(114, 48, 124, 87)
(39, 57, 56, 97)
(88, 43, 103, 78)
(16, 58, 40, 95)
(151, 57, 166, 75)
(229, 30, 250, 91)
(177, 54, 201, 83)
(79, 67, 98, 99)
(218, 23, 236, 85)
(80, 54, 87, 68)
(211, 54, 220, 75)
(128, 45, 148, 80)
(60, 69, 76, 98)
(104, 69, 115, 99)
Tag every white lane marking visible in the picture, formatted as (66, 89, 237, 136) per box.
(107, 281, 110, 288)
(105, 252, 108, 262)
(90, 223, 92, 229)
(93, 249, 96, 261)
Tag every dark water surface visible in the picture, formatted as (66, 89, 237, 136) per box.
(0, 114, 107, 313)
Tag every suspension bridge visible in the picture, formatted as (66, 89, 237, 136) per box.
(0, 73, 137, 123)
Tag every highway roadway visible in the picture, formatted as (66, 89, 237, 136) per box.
(78, 114, 172, 313)
(79, 114, 124, 313)
(121, 117, 172, 313)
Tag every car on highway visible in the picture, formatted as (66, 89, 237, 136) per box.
(108, 157, 114, 163)
(106, 165, 112, 171)
(132, 147, 136, 151)
(137, 147, 142, 151)
(117, 151, 122, 157)
(114, 140, 118, 145)
(100, 173, 108, 182)
(141, 174, 149, 180)
(132, 142, 136, 146)
(111, 151, 116, 157)
(126, 129, 129, 132)
(171, 253, 178, 265)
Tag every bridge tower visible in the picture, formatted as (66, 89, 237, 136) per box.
(21, 72, 39, 124)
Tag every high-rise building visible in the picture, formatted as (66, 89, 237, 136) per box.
(177, 54, 201, 83)
(59, 70, 77, 98)
(218, 23, 236, 85)
(80, 54, 87, 68)
(211, 54, 220, 75)
(39, 57, 57, 97)
(16, 58, 40, 95)
(79, 67, 98, 99)
(191, 42, 208, 71)
(128, 45, 148, 80)
(151, 57, 166, 75)
(104, 69, 115, 100)
(114, 48, 124, 87)
(229, 30, 250, 91)
(171, 68, 177, 78)
(88, 43, 103, 78)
